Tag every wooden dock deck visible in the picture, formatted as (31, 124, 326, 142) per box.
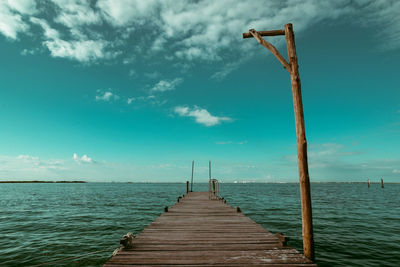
(104, 192, 317, 266)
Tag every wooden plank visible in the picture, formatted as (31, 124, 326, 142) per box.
(123, 244, 288, 251)
(105, 265, 317, 267)
(104, 192, 316, 266)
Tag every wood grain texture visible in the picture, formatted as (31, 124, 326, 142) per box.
(243, 29, 285, 38)
(284, 23, 314, 261)
(104, 192, 316, 266)
(248, 29, 291, 72)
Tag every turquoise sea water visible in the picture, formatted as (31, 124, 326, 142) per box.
(0, 183, 399, 266)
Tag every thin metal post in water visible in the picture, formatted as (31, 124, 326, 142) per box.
(209, 160, 211, 193)
(191, 160, 194, 192)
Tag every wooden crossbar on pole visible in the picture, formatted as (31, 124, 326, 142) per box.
(243, 23, 315, 262)
(242, 29, 285, 38)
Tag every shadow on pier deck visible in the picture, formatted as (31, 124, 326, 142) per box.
(104, 192, 316, 266)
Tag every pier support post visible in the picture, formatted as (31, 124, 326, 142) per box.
(243, 23, 314, 261)
(186, 181, 189, 194)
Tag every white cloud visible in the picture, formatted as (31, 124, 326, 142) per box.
(151, 78, 183, 92)
(51, 0, 101, 28)
(127, 95, 155, 104)
(17, 154, 39, 161)
(0, 154, 67, 173)
(97, 0, 158, 26)
(216, 140, 248, 145)
(6, 0, 38, 15)
(0, 2, 30, 39)
(30, 17, 118, 62)
(96, 90, 120, 102)
(21, 48, 38, 56)
(393, 169, 400, 174)
(0, 0, 399, 64)
(44, 39, 113, 62)
(354, 0, 400, 51)
(73, 153, 93, 164)
(29, 17, 59, 39)
(174, 106, 232, 126)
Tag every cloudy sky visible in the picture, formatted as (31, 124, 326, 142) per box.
(0, 0, 399, 182)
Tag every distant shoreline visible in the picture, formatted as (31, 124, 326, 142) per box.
(0, 181, 87, 183)
(0, 181, 398, 184)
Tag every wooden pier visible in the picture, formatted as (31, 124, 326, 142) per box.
(104, 192, 316, 266)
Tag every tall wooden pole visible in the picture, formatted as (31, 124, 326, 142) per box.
(191, 160, 194, 192)
(284, 23, 314, 261)
(243, 23, 314, 261)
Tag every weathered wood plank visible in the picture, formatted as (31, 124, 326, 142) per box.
(123, 244, 289, 251)
(105, 265, 317, 267)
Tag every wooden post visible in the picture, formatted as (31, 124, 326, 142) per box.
(381, 177, 384, 188)
(243, 23, 314, 261)
(285, 23, 314, 261)
(186, 181, 189, 194)
(212, 180, 216, 195)
(368, 179, 370, 188)
(191, 160, 194, 192)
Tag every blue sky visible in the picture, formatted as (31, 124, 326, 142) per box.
(0, 0, 399, 182)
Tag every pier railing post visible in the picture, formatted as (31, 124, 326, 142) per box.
(212, 180, 216, 195)
(186, 181, 189, 194)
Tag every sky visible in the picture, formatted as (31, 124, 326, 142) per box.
(0, 0, 399, 182)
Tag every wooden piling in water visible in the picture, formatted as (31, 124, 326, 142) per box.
(381, 177, 384, 188)
(186, 181, 189, 194)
